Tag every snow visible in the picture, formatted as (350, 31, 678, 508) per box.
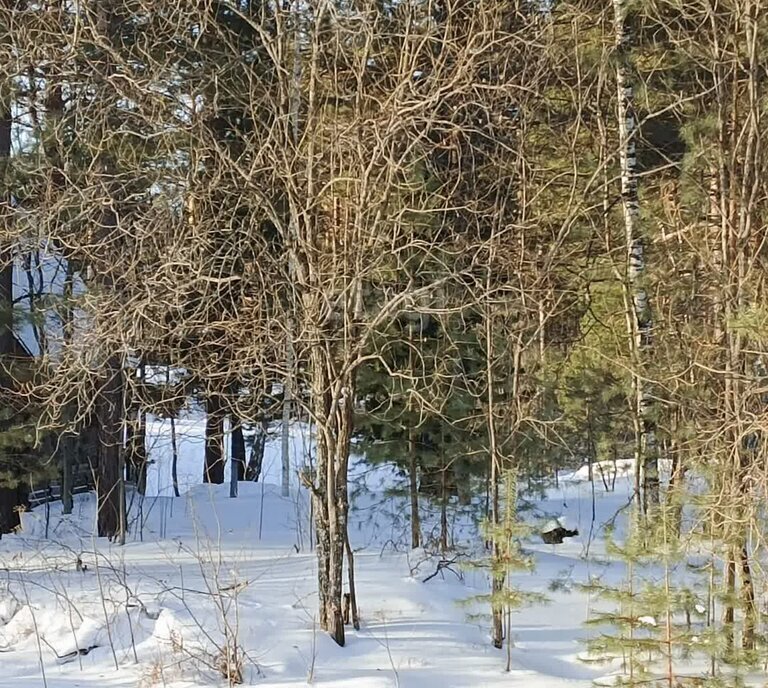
(564, 458, 674, 484)
(0, 449, 643, 687)
(144, 414, 309, 497)
(564, 459, 636, 483)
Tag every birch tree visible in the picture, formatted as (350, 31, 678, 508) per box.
(613, 0, 659, 512)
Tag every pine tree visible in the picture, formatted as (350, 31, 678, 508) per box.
(465, 470, 547, 670)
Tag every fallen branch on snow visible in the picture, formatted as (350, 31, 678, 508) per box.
(422, 556, 463, 583)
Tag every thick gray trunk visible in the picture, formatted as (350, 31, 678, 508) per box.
(311, 355, 354, 647)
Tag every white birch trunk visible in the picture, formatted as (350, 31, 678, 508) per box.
(614, 0, 658, 510)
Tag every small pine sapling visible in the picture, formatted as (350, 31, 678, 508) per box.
(464, 470, 547, 671)
(583, 504, 708, 687)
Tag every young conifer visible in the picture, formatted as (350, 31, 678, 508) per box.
(466, 470, 547, 671)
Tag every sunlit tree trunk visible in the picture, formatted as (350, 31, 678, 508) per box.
(613, 0, 658, 512)
(309, 350, 355, 647)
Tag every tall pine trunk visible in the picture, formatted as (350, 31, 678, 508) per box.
(204, 394, 226, 484)
(0, 93, 20, 537)
(406, 332, 421, 549)
(408, 428, 420, 549)
(126, 402, 148, 495)
(96, 357, 126, 541)
(0, 76, 11, 361)
(231, 416, 246, 482)
(60, 264, 75, 514)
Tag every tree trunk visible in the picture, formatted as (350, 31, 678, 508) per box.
(96, 358, 126, 541)
(740, 543, 755, 652)
(231, 416, 246, 482)
(407, 331, 421, 549)
(0, 100, 12, 359)
(204, 394, 225, 484)
(61, 440, 73, 515)
(344, 527, 360, 630)
(60, 264, 75, 514)
(281, 337, 293, 497)
(137, 407, 147, 495)
(723, 552, 736, 657)
(0, 487, 17, 536)
(668, 445, 686, 537)
(440, 451, 448, 554)
(126, 406, 148, 495)
(613, 0, 658, 513)
(311, 353, 355, 647)
(484, 289, 504, 650)
(0, 99, 20, 536)
(246, 415, 267, 481)
(0, 485, 27, 537)
(408, 428, 420, 549)
(126, 362, 148, 495)
(170, 412, 180, 497)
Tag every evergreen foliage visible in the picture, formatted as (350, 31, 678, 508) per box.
(464, 470, 548, 670)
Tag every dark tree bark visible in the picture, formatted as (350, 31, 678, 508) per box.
(136, 408, 148, 495)
(60, 264, 75, 514)
(0, 102, 11, 358)
(126, 363, 148, 495)
(0, 95, 26, 537)
(125, 407, 148, 494)
(408, 428, 421, 549)
(96, 358, 126, 541)
(246, 416, 267, 481)
(0, 487, 17, 536)
(204, 394, 225, 484)
(723, 551, 736, 656)
(60, 440, 73, 515)
(0, 484, 28, 537)
(231, 417, 246, 482)
(170, 413, 180, 497)
(439, 451, 448, 554)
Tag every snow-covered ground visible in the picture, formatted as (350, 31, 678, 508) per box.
(143, 414, 311, 498)
(0, 423, 638, 687)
